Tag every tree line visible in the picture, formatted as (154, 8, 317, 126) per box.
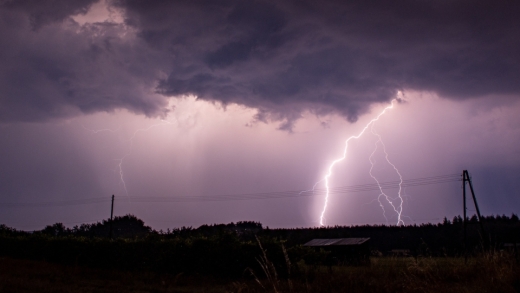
(0, 214, 518, 277)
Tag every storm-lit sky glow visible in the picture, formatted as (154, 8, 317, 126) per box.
(1, 0, 520, 230)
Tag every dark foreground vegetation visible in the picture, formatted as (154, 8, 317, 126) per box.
(1, 253, 519, 293)
(0, 214, 519, 292)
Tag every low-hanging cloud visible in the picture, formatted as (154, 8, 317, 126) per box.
(1, 0, 519, 127)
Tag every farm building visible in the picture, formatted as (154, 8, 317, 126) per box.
(303, 238, 370, 265)
(503, 243, 519, 257)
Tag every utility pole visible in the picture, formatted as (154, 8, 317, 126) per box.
(463, 171, 467, 262)
(109, 194, 114, 239)
(462, 170, 487, 259)
(466, 171, 489, 249)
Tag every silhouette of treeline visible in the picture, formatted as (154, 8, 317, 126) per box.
(0, 214, 518, 277)
(0, 215, 280, 277)
(263, 214, 520, 256)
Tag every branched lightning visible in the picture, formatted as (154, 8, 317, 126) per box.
(318, 99, 397, 226)
(298, 180, 323, 196)
(369, 123, 404, 226)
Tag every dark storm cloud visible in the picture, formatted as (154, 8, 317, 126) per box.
(0, 0, 170, 122)
(114, 0, 520, 124)
(1, 0, 520, 126)
(1, 0, 97, 29)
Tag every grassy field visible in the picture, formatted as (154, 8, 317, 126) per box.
(1, 253, 518, 293)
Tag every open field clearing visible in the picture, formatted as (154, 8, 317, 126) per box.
(1, 254, 518, 293)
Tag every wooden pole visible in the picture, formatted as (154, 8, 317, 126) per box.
(463, 170, 467, 263)
(465, 171, 487, 250)
(109, 195, 114, 239)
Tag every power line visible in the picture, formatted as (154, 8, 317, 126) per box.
(0, 173, 461, 207)
(127, 174, 461, 203)
(0, 197, 109, 208)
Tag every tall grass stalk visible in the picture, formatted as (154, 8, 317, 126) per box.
(281, 244, 293, 291)
(253, 236, 279, 293)
(237, 251, 519, 293)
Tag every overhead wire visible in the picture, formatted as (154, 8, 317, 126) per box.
(0, 197, 110, 208)
(0, 173, 461, 207)
(127, 174, 461, 203)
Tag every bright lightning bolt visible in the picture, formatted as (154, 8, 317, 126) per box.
(318, 99, 397, 226)
(369, 123, 404, 226)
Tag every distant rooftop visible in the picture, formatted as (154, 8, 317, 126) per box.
(304, 238, 370, 246)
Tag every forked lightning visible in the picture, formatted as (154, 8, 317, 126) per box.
(318, 98, 404, 226)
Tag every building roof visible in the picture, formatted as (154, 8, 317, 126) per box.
(303, 238, 370, 246)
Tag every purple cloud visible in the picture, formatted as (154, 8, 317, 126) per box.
(1, 0, 520, 128)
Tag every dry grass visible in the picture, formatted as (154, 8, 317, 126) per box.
(1, 252, 518, 293)
(235, 252, 520, 293)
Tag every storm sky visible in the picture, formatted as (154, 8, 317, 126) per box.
(1, 0, 519, 230)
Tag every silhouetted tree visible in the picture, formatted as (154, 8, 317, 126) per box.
(41, 223, 69, 236)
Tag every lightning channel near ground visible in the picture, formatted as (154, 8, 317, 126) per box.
(318, 98, 401, 226)
(369, 123, 404, 226)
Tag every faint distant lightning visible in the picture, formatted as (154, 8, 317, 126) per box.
(83, 119, 173, 196)
(369, 124, 404, 226)
(115, 119, 173, 196)
(116, 157, 128, 195)
(81, 124, 120, 134)
(318, 99, 397, 226)
(298, 180, 323, 196)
